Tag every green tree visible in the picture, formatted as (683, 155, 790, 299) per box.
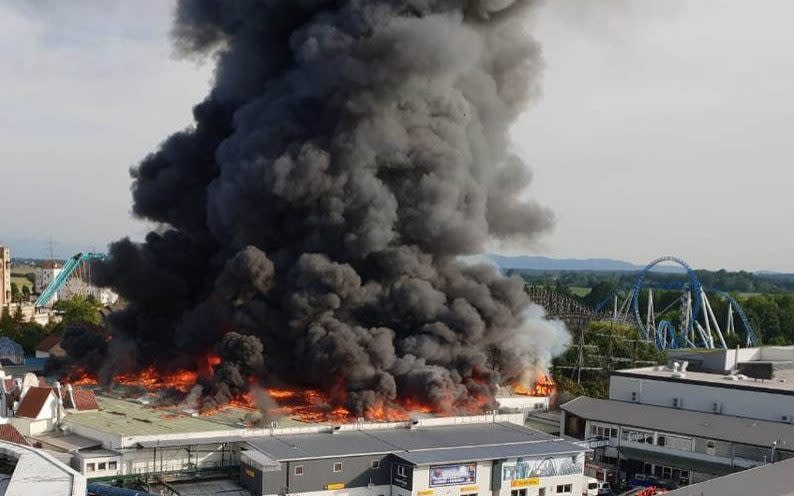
(582, 281, 617, 308)
(53, 295, 102, 326)
(21, 286, 30, 301)
(10, 283, 20, 303)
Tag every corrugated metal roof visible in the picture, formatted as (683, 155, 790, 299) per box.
(395, 440, 584, 465)
(137, 436, 244, 448)
(247, 422, 566, 462)
(665, 457, 794, 496)
(34, 433, 102, 452)
(561, 396, 794, 449)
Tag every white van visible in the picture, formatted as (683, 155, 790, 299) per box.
(583, 477, 612, 496)
(584, 477, 600, 496)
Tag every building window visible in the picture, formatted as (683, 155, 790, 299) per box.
(86, 463, 95, 472)
(539, 489, 546, 496)
(98, 462, 106, 471)
(371, 460, 381, 469)
(556, 484, 572, 494)
(294, 465, 304, 476)
(657, 436, 666, 447)
(397, 465, 408, 477)
(511, 490, 527, 496)
(108, 461, 117, 470)
(461, 493, 478, 496)
(333, 462, 343, 473)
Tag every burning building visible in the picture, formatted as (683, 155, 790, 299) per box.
(56, 0, 570, 420)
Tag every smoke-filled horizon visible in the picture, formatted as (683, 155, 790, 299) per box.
(61, 0, 569, 416)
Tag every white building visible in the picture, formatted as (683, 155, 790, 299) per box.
(35, 261, 63, 295)
(610, 348, 794, 423)
(560, 347, 794, 487)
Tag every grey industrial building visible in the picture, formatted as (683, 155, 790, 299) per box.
(664, 457, 794, 496)
(560, 351, 794, 487)
(239, 421, 588, 496)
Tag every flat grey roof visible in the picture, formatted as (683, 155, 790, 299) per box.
(136, 436, 244, 448)
(562, 396, 794, 450)
(665, 458, 794, 496)
(33, 433, 102, 452)
(0, 440, 86, 495)
(394, 440, 583, 465)
(614, 367, 794, 395)
(247, 422, 565, 462)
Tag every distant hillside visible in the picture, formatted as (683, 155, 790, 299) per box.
(0, 236, 103, 260)
(487, 255, 678, 272)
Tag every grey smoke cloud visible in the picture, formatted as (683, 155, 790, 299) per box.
(79, 0, 568, 416)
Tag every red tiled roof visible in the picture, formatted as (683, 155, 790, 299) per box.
(63, 389, 99, 411)
(0, 425, 29, 446)
(35, 334, 62, 353)
(16, 387, 54, 419)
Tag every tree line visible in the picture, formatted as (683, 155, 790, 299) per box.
(0, 295, 103, 355)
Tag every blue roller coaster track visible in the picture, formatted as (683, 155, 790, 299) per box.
(631, 256, 704, 343)
(592, 256, 759, 350)
(34, 252, 106, 308)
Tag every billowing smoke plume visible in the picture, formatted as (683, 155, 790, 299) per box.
(83, 0, 568, 415)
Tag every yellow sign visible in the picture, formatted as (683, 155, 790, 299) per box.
(510, 478, 540, 488)
(460, 487, 479, 492)
(418, 490, 435, 496)
(326, 484, 346, 490)
(244, 468, 255, 478)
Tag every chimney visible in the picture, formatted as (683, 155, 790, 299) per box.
(66, 384, 76, 411)
(15, 379, 24, 401)
(54, 381, 64, 423)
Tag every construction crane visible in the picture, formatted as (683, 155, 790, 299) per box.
(34, 252, 106, 308)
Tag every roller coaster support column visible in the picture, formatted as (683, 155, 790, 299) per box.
(701, 289, 728, 350)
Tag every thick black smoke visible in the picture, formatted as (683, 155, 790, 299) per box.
(86, 0, 569, 415)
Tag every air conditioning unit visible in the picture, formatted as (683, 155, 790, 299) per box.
(712, 402, 723, 414)
(631, 392, 639, 403)
(673, 398, 683, 409)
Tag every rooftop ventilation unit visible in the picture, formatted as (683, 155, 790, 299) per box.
(631, 392, 639, 403)
(712, 402, 723, 414)
(673, 398, 683, 409)
(783, 415, 792, 424)
(672, 361, 689, 379)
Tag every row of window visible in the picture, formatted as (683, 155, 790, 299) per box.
(592, 423, 696, 452)
(85, 461, 117, 472)
(642, 463, 690, 484)
(293, 459, 384, 476)
(510, 484, 571, 496)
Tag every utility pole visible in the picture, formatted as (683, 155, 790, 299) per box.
(47, 237, 55, 261)
(577, 320, 585, 384)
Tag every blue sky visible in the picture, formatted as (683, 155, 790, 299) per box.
(2, 1, 793, 271)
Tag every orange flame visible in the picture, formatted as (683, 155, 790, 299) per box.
(513, 372, 556, 397)
(61, 360, 513, 423)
